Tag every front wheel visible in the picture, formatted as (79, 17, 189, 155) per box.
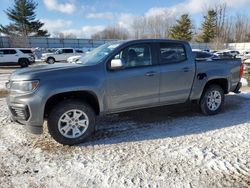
(200, 85, 225, 115)
(47, 100, 96, 145)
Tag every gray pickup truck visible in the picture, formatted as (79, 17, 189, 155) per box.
(6, 39, 243, 145)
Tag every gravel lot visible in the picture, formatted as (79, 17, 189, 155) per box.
(0, 91, 250, 187)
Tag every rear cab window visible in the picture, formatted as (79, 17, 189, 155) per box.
(159, 43, 187, 64)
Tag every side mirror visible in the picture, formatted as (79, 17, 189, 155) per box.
(110, 59, 124, 70)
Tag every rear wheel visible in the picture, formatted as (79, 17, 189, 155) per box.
(200, 85, 224, 115)
(47, 57, 55, 64)
(47, 100, 95, 145)
(19, 59, 29, 68)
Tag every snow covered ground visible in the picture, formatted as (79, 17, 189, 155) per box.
(241, 78, 249, 87)
(0, 73, 9, 90)
(0, 92, 249, 187)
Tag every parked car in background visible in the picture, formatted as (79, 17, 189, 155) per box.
(0, 48, 35, 67)
(215, 51, 235, 59)
(237, 51, 250, 60)
(41, 48, 84, 64)
(6, 39, 243, 145)
(67, 55, 83, 64)
(192, 49, 218, 61)
(243, 59, 250, 81)
(223, 50, 240, 58)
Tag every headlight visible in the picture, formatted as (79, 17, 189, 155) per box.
(7, 80, 39, 94)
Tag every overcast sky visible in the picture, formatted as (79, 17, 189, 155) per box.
(1, 0, 250, 38)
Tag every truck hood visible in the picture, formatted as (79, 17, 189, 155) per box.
(10, 63, 81, 81)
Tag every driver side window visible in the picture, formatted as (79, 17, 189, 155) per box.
(114, 44, 152, 68)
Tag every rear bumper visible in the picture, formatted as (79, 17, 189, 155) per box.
(40, 57, 47, 62)
(233, 82, 242, 93)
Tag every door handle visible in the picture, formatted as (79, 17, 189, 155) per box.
(145, 71, 157, 76)
(182, 67, 191, 72)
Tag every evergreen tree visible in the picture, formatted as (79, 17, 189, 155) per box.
(201, 10, 217, 43)
(0, 0, 49, 37)
(169, 14, 193, 41)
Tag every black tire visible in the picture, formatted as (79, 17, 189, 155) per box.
(47, 57, 55, 64)
(47, 100, 96, 145)
(200, 84, 225, 115)
(19, 59, 29, 68)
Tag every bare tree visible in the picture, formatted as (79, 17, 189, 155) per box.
(53, 32, 77, 39)
(210, 3, 250, 45)
(91, 26, 129, 40)
(233, 14, 250, 42)
(131, 10, 175, 39)
(131, 16, 147, 39)
(9, 35, 29, 48)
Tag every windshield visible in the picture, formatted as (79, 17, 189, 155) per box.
(76, 42, 122, 65)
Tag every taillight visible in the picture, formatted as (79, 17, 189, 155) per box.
(240, 63, 244, 78)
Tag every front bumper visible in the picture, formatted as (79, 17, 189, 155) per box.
(9, 103, 30, 121)
(6, 92, 45, 134)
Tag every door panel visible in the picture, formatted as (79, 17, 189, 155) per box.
(8, 49, 18, 62)
(107, 66, 160, 110)
(0, 50, 4, 63)
(0, 49, 18, 63)
(107, 43, 160, 111)
(158, 43, 195, 103)
(63, 49, 74, 60)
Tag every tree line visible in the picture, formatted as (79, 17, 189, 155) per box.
(93, 3, 250, 48)
(1, 0, 250, 48)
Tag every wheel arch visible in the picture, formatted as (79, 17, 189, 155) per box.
(44, 90, 100, 118)
(18, 57, 29, 63)
(47, 56, 55, 62)
(203, 78, 229, 95)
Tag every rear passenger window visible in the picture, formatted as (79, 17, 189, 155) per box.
(76, 50, 83, 53)
(8, 50, 17, 54)
(20, 49, 32, 54)
(160, 43, 187, 64)
(63, 49, 74, 53)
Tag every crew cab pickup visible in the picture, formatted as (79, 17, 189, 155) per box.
(6, 39, 243, 145)
(41, 48, 83, 64)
